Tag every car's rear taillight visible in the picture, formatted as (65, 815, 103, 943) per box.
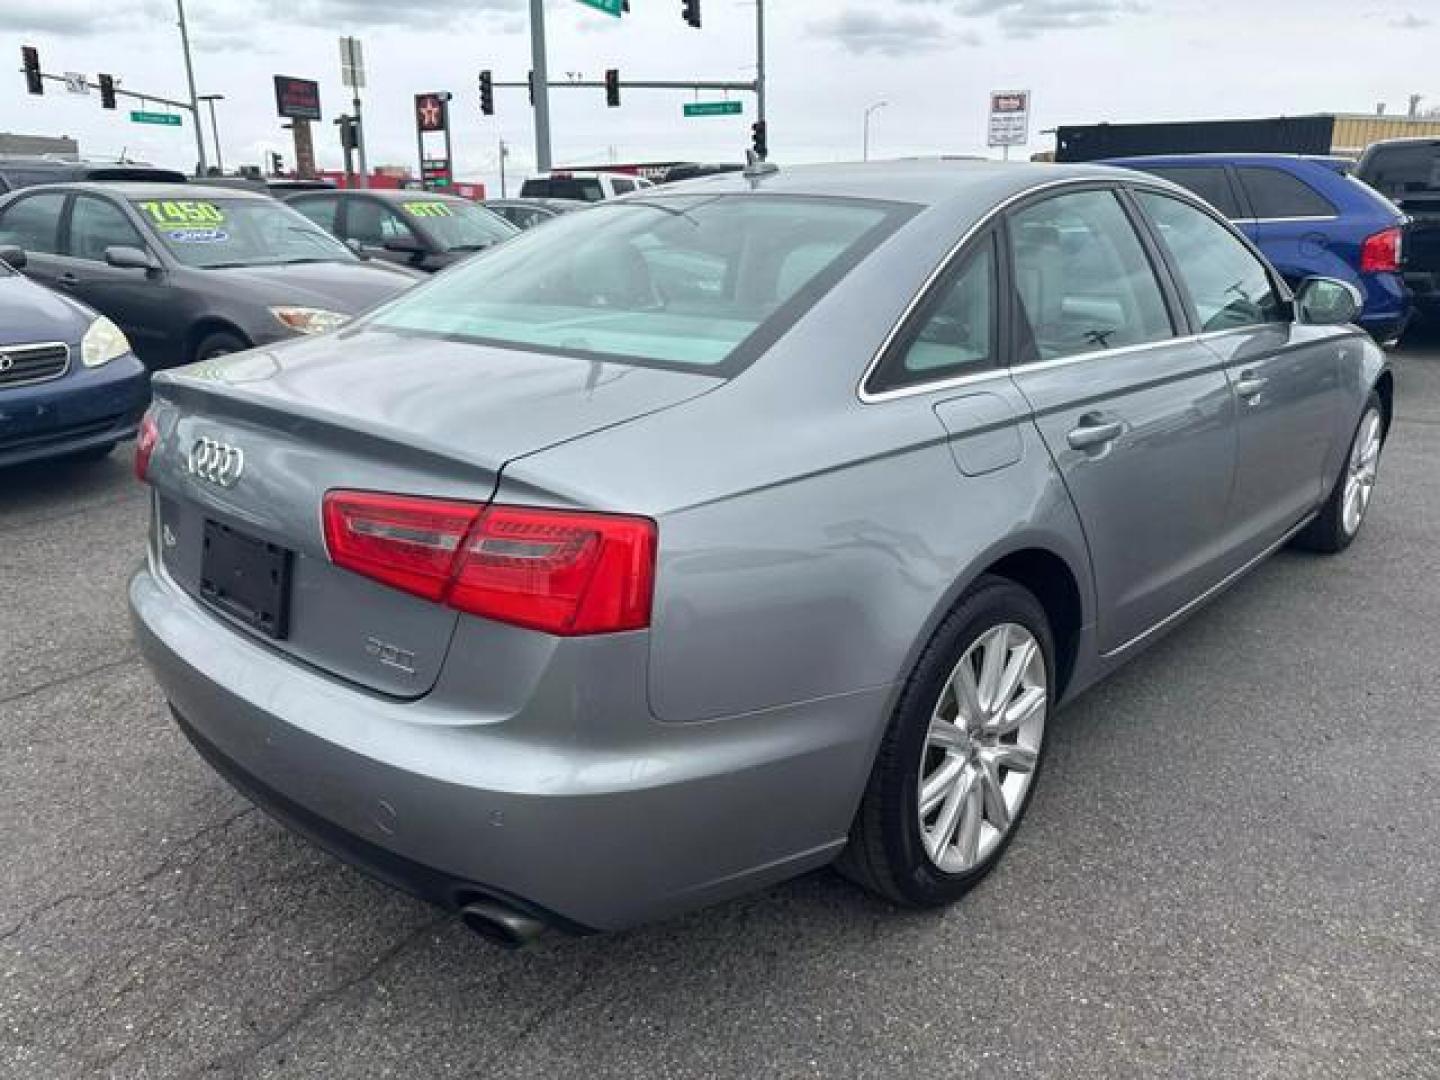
(1360, 226, 1403, 274)
(134, 411, 159, 482)
(322, 491, 656, 636)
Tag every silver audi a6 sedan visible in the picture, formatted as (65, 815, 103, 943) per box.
(130, 161, 1390, 943)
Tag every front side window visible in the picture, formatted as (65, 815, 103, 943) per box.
(1008, 189, 1174, 361)
(345, 201, 415, 246)
(870, 240, 995, 392)
(0, 192, 66, 254)
(1143, 166, 1242, 218)
(1136, 190, 1284, 332)
(68, 195, 144, 262)
(368, 194, 908, 372)
(132, 197, 356, 269)
(1235, 167, 1336, 219)
(289, 195, 341, 233)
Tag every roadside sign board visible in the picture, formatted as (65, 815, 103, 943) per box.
(415, 93, 448, 133)
(274, 75, 322, 121)
(683, 101, 742, 118)
(576, 0, 624, 16)
(63, 72, 88, 95)
(130, 111, 181, 127)
(987, 90, 1030, 148)
(339, 37, 366, 90)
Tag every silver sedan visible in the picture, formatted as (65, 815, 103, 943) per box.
(129, 161, 1389, 943)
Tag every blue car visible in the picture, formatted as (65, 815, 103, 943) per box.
(1104, 154, 1409, 342)
(0, 245, 149, 469)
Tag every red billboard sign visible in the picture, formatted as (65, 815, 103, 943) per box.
(274, 76, 322, 121)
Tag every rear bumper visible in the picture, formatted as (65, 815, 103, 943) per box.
(0, 354, 149, 468)
(129, 555, 886, 932)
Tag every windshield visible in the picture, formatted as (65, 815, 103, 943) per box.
(521, 177, 606, 202)
(400, 199, 516, 251)
(132, 197, 356, 269)
(367, 194, 909, 373)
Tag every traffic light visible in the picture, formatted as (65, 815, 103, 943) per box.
(479, 70, 494, 116)
(22, 46, 42, 95)
(336, 115, 358, 151)
(682, 0, 701, 28)
(98, 73, 116, 110)
(751, 119, 767, 160)
(604, 68, 620, 108)
(269, 151, 284, 175)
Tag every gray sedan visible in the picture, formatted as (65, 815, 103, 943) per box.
(0, 183, 421, 369)
(128, 161, 1389, 943)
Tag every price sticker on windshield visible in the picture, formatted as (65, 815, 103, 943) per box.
(402, 201, 454, 218)
(138, 200, 228, 229)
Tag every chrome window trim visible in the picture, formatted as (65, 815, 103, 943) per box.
(1230, 215, 1339, 225)
(0, 341, 72, 389)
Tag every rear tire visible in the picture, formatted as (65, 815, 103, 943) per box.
(1293, 392, 1384, 554)
(192, 330, 248, 364)
(838, 575, 1054, 907)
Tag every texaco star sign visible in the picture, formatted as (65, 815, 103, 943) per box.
(416, 95, 445, 132)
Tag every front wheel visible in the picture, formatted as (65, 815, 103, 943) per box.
(838, 576, 1054, 907)
(192, 330, 248, 364)
(1293, 392, 1384, 554)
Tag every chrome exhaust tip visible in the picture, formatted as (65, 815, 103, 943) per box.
(458, 899, 548, 948)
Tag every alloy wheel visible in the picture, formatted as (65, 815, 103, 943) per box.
(917, 623, 1047, 874)
(1342, 409, 1383, 537)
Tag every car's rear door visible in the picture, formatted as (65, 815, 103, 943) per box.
(1232, 165, 1340, 288)
(1005, 185, 1239, 654)
(1132, 187, 1344, 559)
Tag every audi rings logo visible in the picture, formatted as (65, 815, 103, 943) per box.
(188, 437, 245, 487)
(0, 353, 13, 373)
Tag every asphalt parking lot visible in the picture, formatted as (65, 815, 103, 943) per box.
(3, 338, 1439, 1080)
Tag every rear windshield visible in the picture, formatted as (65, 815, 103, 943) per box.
(521, 177, 606, 201)
(1359, 143, 1440, 199)
(399, 199, 516, 251)
(367, 194, 910, 374)
(132, 197, 356, 269)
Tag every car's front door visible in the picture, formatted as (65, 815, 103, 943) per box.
(1005, 186, 1239, 654)
(0, 190, 69, 291)
(1133, 188, 1344, 558)
(342, 198, 426, 268)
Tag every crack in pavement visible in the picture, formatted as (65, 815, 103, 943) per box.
(0, 805, 256, 945)
(0, 652, 141, 708)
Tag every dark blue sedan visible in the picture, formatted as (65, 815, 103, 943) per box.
(0, 246, 149, 469)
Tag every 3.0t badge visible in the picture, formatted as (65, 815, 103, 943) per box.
(188, 437, 244, 488)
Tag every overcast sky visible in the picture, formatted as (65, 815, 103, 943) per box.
(1, 0, 1435, 193)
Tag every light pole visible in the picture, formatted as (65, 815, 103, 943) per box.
(198, 94, 225, 174)
(863, 100, 887, 162)
(174, 0, 208, 175)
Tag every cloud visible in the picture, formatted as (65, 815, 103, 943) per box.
(0, 0, 165, 36)
(958, 0, 1145, 38)
(1389, 12, 1430, 29)
(811, 10, 978, 55)
(250, 0, 523, 30)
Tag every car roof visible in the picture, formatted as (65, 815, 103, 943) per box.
(654, 160, 1131, 209)
(1101, 153, 1342, 168)
(290, 188, 468, 202)
(485, 197, 583, 208)
(8, 181, 275, 201)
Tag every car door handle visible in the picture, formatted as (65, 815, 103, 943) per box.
(1235, 372, 1269, 399)
(1066, 418, 1124, 450)
(56, 272, 80, 287)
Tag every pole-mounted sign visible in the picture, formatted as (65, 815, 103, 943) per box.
(414, 92, 454, 189)
(273, 75, 322, 121)
(987, 90, 1030, 149)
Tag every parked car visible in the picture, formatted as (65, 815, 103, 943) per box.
(286, 189, 517, 273)
(1355, 138, 1440, 323)
(0, 156, 186, 194)
(659, 163, 744, 184)
(1105, 153, 1410, 342)
(0, 183, 421, 368)
(130, 162, 1389, 943)
(0, 244, 149, 468)
(265, 178, 338, 196)
(519, 170, 654, 201)
(482, 197, 585, 231)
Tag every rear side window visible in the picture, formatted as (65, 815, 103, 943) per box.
(1008, 189, 1174, 361)
(0, 192, 66, 253)
(1136, 191, 1284, 332)
(1141, 166, 1242, 218)
(290, 195, 341, 233)
(870, 239, 995, 392)
(1235, 167, 1336, 219)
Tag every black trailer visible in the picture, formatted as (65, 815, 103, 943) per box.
(1056, 116, 1338, 163)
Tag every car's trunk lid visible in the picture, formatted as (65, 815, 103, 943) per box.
(147, 328, 721, 697)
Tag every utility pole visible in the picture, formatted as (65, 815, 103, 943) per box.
(340, 38, 370, 188)
(863, 100, 886, 162)
(174, 0, 208, 175)
(529, 0, 553, 172)
(499, 138, 509, 197)
(199, 94, 224, 173)
(756, 0, 767, 128)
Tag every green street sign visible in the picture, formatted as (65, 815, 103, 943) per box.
(683, 101, 743, 118)
(130, 111, 182, 127)
(576, 0, 623, 16)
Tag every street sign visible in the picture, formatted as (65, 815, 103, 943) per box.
(987, 90, 1030, 148)
(576, 0, 624, 16)
(274, 75, 322, 121)
(63, 72, 88, 95)
(130, 111, 181, 126)
(339, 36, 365, 90)
(683, 101, 742, 118)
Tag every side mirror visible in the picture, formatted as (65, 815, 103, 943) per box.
(382, 236, 427, 256)
(1294, 277, 1363, 326)
(344, 238, 370, 260)
(0, 244, 27, 269)
(104, 245, 159, 272)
